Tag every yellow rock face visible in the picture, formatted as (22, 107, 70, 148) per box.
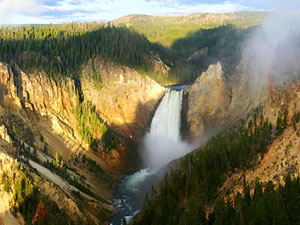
(183, 61, 268, 141)
(0, 60, 165, 224)
(81, 57, 165, 140)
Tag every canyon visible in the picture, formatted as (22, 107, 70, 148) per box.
(0, 57, 165, 224)
(1, 55, 300, 224)
(0, 12, 300, 225)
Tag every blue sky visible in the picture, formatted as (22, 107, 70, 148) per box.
(0, 0, 299, 24)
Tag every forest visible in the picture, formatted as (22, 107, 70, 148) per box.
(132, 109, 296, 225)
(136, 175, 300, 225)
(112, 12, 266, 83)
(169, 24, 252, 81)
(0, 23, 174, 84)
(0, 21, 254, 85)
(1, 16, 292, 225)
(113, 12, 266, 47)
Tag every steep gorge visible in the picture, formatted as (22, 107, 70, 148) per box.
(1, 44, 299, 225)
(220, 78, 300, 197)
(133, 63, 300, 225)
(0, 58, 164, 224)
(0, 12, 300, 225)
(182, 59, 300, 190)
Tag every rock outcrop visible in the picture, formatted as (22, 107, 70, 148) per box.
(183, 62, 231, 139)
(183, 62, 267, 140)
(81, 57, 165, 139)
(219, 78, 300, 197)
(263, 79, 300, 124)
(0, 60, 165, 224)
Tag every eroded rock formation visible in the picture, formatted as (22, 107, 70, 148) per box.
(81, 57, 165, 139)
(183, 61, 268, 141)
(0, 59, 164, 224)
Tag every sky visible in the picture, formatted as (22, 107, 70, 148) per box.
(0, 0, 299, 24)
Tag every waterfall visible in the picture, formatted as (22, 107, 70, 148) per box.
(143, 88, 190, 169)
(112, 87, 192, 225)
(149, 89, 183, 142)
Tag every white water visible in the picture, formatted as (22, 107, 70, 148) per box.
(149, 89, 183, 141)
(143, 88, 192, 169)
(112, 87, 192, 225)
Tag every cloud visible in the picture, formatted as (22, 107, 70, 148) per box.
(157, 1, 251, 15)
(0, 0, 46, 24)
(2, 0, 298, 24)
(239, 0, 300, 11)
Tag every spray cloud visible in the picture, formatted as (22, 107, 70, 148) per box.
(141, 89, 193, 170)
(242, 0, 300, 84)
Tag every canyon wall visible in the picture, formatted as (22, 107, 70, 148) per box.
(81, 57, 165, 140)
(182, 60, 300, 199)
(182, 61, 267, 141)
(219, 78, 300, 198)
(0, 60, 164, 224)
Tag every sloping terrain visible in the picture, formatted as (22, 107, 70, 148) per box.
(0, 12, 299, 225)
(133, 56, 300, 224)
(113, 12, 266, 47)
(220, 79, 300, 197)
(0, 57, 164, 224)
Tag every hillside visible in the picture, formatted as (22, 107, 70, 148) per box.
(113, 12, 267, 84)
(133, 72, 300, 225)
(0, 23, 174, 85)
(132, 21, 300, 222)
(0, 23, 167, 223)
(113, 12, 266, 47)
(0, 13, 266, 86)
(128, 12, 300, 224)
(0, 58, 165, 224)
(0, 11, 299, 225)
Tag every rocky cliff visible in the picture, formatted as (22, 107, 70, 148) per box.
(219, 78, 300, 197)
(183, 61, 267, 141)
(0, 59, 164, 224)
(182, 58, 300, 197)
(81, 57, 165, 140)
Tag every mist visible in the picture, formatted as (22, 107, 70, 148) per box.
(242, 1, 300, 84)
(139, 89, 194, 170)
(142, 134, 193, 169)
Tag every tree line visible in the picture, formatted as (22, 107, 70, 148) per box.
(0, 23, 174, 84)
(0, 23, 253, 85)
(133, 108, 293, 225)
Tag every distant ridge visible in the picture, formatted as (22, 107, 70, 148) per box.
(112, 11, 267, 25)
(112, 11, 267, 47)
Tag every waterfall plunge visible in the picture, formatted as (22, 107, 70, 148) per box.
(143, 88, 191, 169)
(112, 87, 193, 225)
(149, 89, 182, 141)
